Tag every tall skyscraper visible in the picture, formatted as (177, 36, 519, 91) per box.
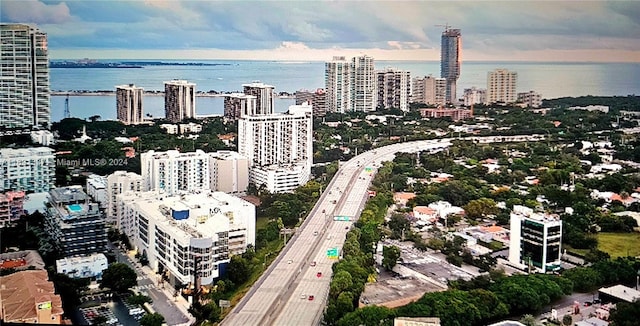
(116, 84, 144, 125)
(376, 68, 411, 111)
(223, 93, 257, 121)
(243, 82, 275, 115)
(238, 107, 312, 193)
(350, 55, 376, 112)
(164, 80, 195, 122)
(440, 28, 461, 104)
(0, 24, 50, 134)
(325, 56, 351, 113)
(487, 69, 518, 104)
(295, 89, 326, 117)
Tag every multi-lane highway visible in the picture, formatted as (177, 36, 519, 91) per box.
(221, 135, 543, 326)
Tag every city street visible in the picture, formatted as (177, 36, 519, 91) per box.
(110, 242, 192, 326)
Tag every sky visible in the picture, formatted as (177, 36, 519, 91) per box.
(2, 0, 639, 62)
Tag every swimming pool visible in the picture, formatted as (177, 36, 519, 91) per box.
(67, 204, 83, 212)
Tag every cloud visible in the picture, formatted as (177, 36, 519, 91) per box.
(1, 0, 71, 24)
(3, 0, 639, 62)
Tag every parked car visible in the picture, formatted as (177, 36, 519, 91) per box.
(308, 295, 314, 301)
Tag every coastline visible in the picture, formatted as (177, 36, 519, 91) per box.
(51, 91, 296, 99)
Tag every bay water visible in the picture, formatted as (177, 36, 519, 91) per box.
(50, 60, 640, 122)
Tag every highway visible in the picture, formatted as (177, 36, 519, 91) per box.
(221, 135, 543, 326)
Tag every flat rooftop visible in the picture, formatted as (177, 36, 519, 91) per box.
(599, 284, 640, 303)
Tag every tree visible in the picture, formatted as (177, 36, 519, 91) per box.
(562, 314, 573, 326)
(227, 255, 251, 285)
(610, 301, 640, 326)
(100, 263, 137, 293)
(382, 245, 401, 271)
(464, 198, 499, 220)
(520, 314, 538, 326)
(139, 313, 165, 326)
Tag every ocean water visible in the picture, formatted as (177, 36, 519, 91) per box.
(50, 60, 640, 122)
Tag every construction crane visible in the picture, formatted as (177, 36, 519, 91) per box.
(435, 23, 451, 32)
(64, 94, 70, 119)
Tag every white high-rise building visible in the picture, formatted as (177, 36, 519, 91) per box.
(0, 147, 55, 193)
(86, 174, 107, 209)
(0, 24, 50, 134)
(140, 150, 249, 197)
(242, 82, 275, 115)
(106, 171, 144, 222)
(487, 69, 518, 104)
(325, 56, 351, 113)
(116, 84, 144, 125)
(223, 93, 257, 121)
(115, 190, 255, 285)
(164, 80, 196, 122)
(209, 151, 249, 194)
(412, 76, 446, 106)
(376, 68, 410, 111)
(508, 205, 562, 273)
(141, 150, 210, 196)
(350, 55, 376, 112)
(238, 108, 312, 193)
(463, 87, 487, 107)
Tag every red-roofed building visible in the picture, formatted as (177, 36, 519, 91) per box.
(413, 206, 437, 223)
(394, 192, 416, 206)
(0, 270, 64, 324)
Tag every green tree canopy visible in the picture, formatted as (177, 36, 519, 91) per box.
(100, 263, 137, 293)
(139, 312, 165, 326)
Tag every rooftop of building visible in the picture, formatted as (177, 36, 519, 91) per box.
(0, 191, 26, 202)
(0, 270, 64, 322)
(0, 147, 54, 158)
(209, 150, 246, 161)
(116, 84, 143, 90)
(49, 186, 88, 204)
(164, 79, 195, 86)
(599, 284, 640, 303)
(360, 269, 443, 309)
(0, 250, 45, 271)
(488, 321, 526, 326)
(123, 191, 253, 243)
(511, 205, 561, 224)
(224, 92, 257, 99)
(55, 253, 107, 268)
(86, 175, 107, 189)
(242, 81, 275, 89)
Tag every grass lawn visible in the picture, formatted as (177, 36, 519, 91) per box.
(597, 232, 640, 258)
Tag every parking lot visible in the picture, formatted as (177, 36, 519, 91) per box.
(79, 296, 144, 326)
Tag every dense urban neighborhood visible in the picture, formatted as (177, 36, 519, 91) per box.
(2, 11, 640, 326)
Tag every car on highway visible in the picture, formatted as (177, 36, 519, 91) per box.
(313, 231, 319, 236)
(310, 261, 316, 267)
(300, 294, 307, 299)
(316, 272, 322, 278)
(308, 295, 314, 301)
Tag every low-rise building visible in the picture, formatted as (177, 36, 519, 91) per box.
(598, 284, 640, 304)
(418, 108, 472, 121)
(44, 186, 107, 257)
(56, 253, 108, 279)
(0, 191, 25, 228)
(0, 270, 64, 324)
(517, 90, 542, 108)
(0, 250, 45, 271)
(115, 190, 255, 287)
(508, 205, 562, 273)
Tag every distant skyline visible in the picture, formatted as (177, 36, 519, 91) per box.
(2, 0, 639, 62)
